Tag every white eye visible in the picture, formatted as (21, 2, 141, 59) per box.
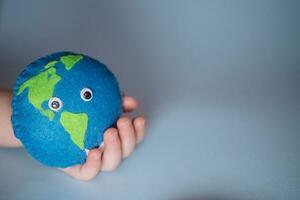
(80, 88, 93, 102)
(48, 97, 63, 112)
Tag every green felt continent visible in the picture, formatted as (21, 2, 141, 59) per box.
(17, 55, 87, 149)
(17, 67, 61, 120)
(44, 61, 58, 69)
(60, 55, 83, 70)
(60, 111, 88, 150)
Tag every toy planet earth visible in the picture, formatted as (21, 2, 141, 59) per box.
(11, 52, 122, 168)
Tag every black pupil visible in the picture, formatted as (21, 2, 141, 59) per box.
(51, 101, 60, 109)
(84, 91, 92, 99)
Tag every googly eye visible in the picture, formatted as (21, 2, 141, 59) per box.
(80, 88, 93, 102)
(48, 97, 63, 112)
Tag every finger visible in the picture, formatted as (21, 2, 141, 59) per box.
(101, 128, 122, 171)
(133, 117, 146, 144)
(122, 95, 138, 112)
(117, 117, 136, 158)
(60, 148, 104, 181)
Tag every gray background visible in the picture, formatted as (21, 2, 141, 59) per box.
(0, 0, 299, 199)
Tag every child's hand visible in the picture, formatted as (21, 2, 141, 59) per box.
(60, 95, 146, 180)
(0, 89, 145, 180)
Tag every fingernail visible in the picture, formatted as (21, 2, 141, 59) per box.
(99, 142, 104, 148)
(85, 149, 90, 155)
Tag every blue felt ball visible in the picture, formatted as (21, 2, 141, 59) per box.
(11, 52, 122, 167)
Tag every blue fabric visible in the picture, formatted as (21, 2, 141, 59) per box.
(11, 52, 122, 168)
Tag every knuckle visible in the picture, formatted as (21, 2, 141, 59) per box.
(105, 128, 117, 137)
(105, 130, 119, 143)
(117, 117, 131, 127)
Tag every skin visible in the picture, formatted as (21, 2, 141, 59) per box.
(0, 89, 146, 181)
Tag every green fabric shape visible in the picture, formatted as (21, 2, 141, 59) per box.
(60, 111, 88, 150)
(60, 55, 83, 70)
(17, 67, 61, 120)
(44, 61, 58, 69)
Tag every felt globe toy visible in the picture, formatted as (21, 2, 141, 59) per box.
(11, 52, 122, 168)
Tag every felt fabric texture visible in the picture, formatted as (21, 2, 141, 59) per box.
(11, 52, 122, 168)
